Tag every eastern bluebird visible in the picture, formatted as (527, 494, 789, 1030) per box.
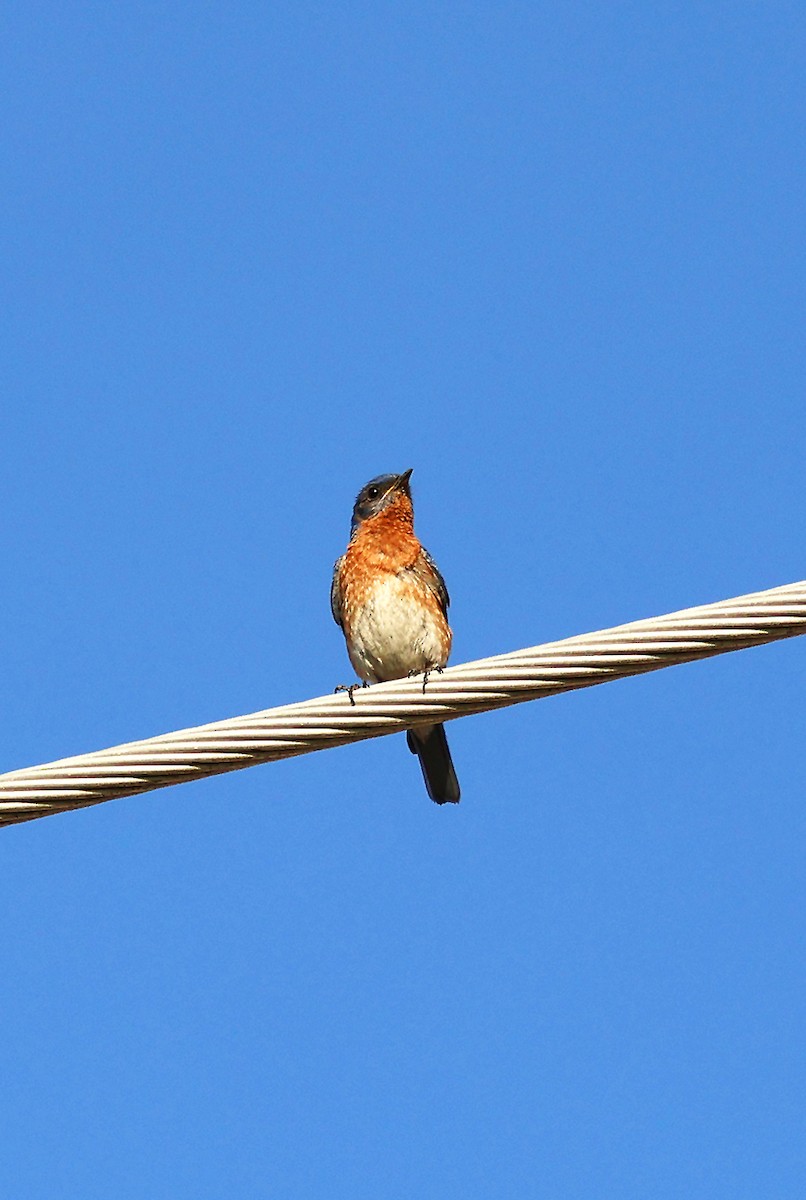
(331, 469, 460, 805)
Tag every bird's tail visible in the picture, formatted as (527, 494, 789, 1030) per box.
(407, 723, 460, 805)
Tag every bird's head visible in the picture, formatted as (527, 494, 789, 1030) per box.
(350, 469, 413, 533)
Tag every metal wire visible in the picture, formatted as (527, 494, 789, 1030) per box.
(1, 580, 804, 827)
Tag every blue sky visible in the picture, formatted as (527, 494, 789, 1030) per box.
(2, 4, 805, 1196)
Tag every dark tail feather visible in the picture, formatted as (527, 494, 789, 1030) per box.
(407, 724, 460, 805)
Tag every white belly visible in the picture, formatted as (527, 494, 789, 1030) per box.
(347, 574, 449, 683)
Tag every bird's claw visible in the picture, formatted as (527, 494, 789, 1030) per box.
(408, 666, 444, 694)
(335, 681, 369, 706)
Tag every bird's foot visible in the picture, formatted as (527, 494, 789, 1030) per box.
(335, 681, 369, 706)
(408, 666, 444, 694)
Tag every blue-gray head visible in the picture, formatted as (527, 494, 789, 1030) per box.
(350, 469, 413, 533)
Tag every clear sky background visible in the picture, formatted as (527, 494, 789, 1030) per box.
(2, 4, 805, 1196)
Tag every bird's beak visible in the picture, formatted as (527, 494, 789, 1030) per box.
(395, 468, 414, 492)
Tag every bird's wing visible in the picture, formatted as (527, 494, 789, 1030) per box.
(407, 546, 450, 616)
(330, 556, 345, 627)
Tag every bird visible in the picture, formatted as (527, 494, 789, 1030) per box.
(331, 469, 460, 804)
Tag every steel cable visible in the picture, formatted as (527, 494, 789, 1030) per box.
(1, 580, 804, 826)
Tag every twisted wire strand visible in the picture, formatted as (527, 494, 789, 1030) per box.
(2, 580, 804, 827)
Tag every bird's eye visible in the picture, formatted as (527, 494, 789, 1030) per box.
(367, 486, 379, 500)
